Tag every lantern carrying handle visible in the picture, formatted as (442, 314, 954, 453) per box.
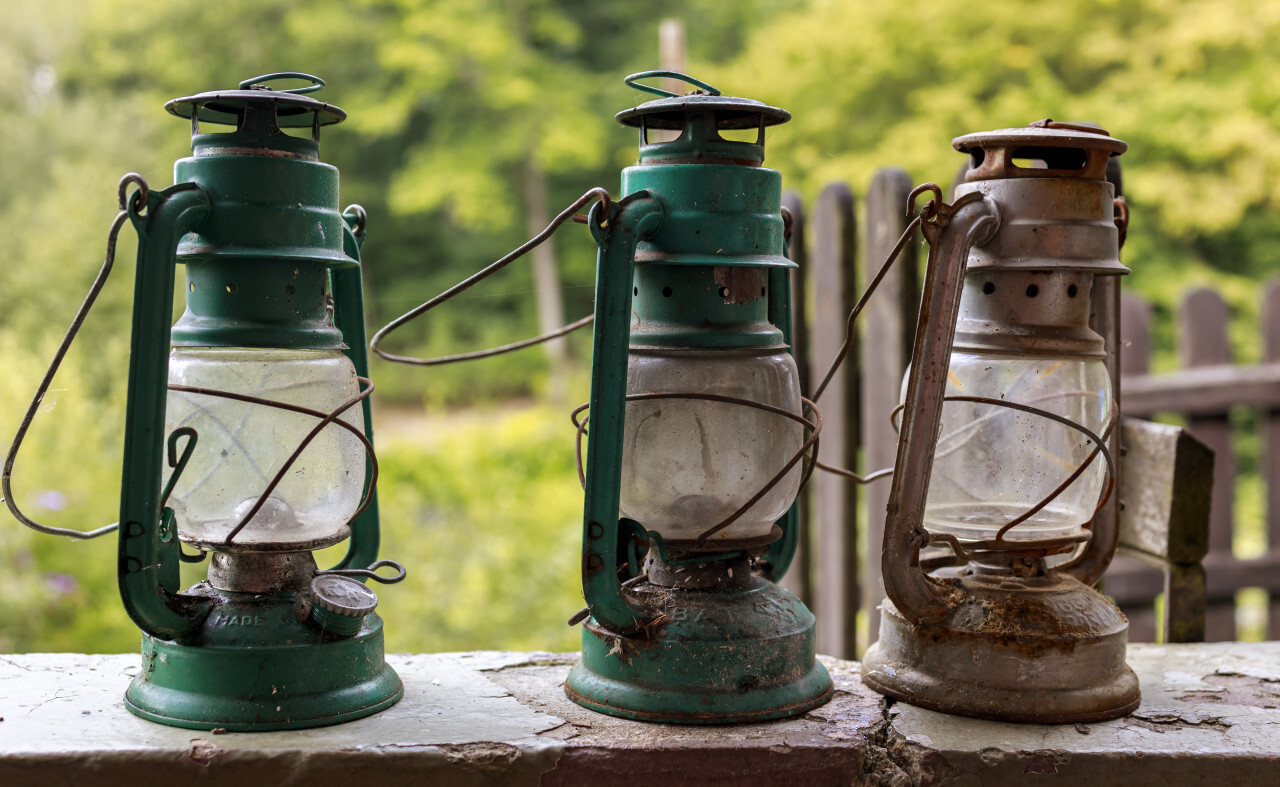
(117, 177, 216, 641)
(624, 71, 721, 98)
(880, 186, 1001, 626)
(577, 192, 666, 635)
(329, 205, 385, 576)
(238, 72, 326, 94)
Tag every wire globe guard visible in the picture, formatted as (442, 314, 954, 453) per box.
(862, 134, 1139, 723)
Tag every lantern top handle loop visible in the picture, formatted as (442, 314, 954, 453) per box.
(238, 72, 326, 94)
(624, 70, 721, 98)
(615, 73, 789, 133)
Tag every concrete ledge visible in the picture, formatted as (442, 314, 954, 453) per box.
(1, 644, 1277, 785)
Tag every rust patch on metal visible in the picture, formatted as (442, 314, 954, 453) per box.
(713, 266, 764, 304)
(195, 145, 313, 160)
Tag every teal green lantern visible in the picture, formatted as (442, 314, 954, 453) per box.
(564, 72, 833, 723)
(6, 74, 402, 731)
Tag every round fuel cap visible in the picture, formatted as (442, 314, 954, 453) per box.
(309, 575, 378, 636)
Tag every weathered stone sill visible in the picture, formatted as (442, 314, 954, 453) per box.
(1, 644, 1277, 785)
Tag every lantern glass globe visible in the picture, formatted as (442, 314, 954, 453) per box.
(164, 347, 366, 551)
(919, 352, 1112, 543)
(620, 348, 804, 544)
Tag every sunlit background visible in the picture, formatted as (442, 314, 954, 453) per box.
(2, 0, 1277, 653)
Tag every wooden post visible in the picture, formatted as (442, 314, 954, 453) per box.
(1181, 288, 1237, 641)
(654, 19, 686, 144)
(1120, 295, 1151, 377)
(1115, 417, 1212, 643)
(523, 154, 568, 404)
(781, 190, 811, 606)
(1113, 293, 1161, 640)
(858, 169, 917, 651)
(1264, 278, 1280, 638)
(810, 183, 859, 659)
(659, 19, 686, 80)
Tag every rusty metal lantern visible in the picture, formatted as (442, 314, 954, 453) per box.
(860, 122, 1140, 723)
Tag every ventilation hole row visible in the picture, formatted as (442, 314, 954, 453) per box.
(197, 282, 304, 295)
(632, 286, 770, 299)
(981, 281, 1080, 299)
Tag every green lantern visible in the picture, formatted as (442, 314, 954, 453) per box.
(563, 72, 833, 723)
(6, 74, 402, 731)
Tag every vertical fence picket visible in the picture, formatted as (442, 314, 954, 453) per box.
(858, 169, 917, 651)
(1264, 278, 1280, 638)
(1181, 288, 1237, 641)
(781, 190, 812, 606)
(1120, 295, 1151, 377)
(810, 183, 859, 659)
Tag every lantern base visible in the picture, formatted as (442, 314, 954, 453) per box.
(565, 577, 832, 724)
(125, 586, 402, 731)
(862, 572, 1139, 723)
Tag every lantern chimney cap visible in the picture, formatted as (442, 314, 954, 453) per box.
(953, 121, 1126, 182)
(615, 71, 789, 130)
(165, 72, 346, 129)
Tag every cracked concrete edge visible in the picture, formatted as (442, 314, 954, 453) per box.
(0, 743, 567, 787)
(872, 703, 1280, 787)
(488, 653, 894, 786)
(6, 646, 1280, 785)
(878, 642, 1280, 786)
(0, 652, 575, 787)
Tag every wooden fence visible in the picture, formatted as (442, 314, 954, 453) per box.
(782, 170, 1273, 658)
(1108, 286, 1280, 641)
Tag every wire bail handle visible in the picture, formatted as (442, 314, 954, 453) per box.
(2, 173, 152, 540)
(624, 71, 721, 98)
(370, 187, 612, 367)
(238, 72, 326, 94)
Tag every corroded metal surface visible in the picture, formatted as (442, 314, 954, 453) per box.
(207, 552, 317, 593)
(953, 123, 1126, 182)
(953, 177, 1129, 277)
(566, 573, 832, 724)
(863, 573, 1140, 723)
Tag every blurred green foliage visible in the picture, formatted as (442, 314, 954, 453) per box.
(368, 406, 587, 652)
(722, 0, 1280, 369)
(2, 0, 1279, 652)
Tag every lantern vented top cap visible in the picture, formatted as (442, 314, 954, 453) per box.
(954, 120, 1126, 182)
(615, 71, 789, 130)
(166, 73, 346, 128)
